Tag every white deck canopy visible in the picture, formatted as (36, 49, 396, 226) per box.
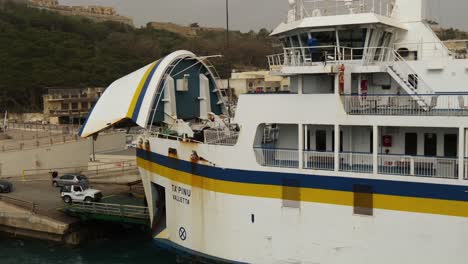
(79, 50, 223, 138)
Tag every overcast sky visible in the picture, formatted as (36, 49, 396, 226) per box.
(60, 0, 468, 32)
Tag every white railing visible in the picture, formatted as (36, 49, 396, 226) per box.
(252, 148, 463, 179)
(394, 40, 468, 60)
(288, 0, 396, 23)
(378, 155, 412, 176)
(379, 155, 458, 179)
(267, 46, 393, 69)
(285, 46, 346, 65)
(204, 130, 239, 146)
(465, 159, 468, 180)
(339, 152, 373, 173)
(389, 50, 435, 96)
(254, 148, 299, 168)
(267, 53, 285, 72)
(343, 94, 468, 116)
(303, 151, 335, 171)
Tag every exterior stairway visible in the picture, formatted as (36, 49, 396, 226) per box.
(386, 50, 435, 110)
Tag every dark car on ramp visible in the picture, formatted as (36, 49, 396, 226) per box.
(0, 180, 13, 193)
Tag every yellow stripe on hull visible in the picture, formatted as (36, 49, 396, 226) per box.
(137, 158, 468, 218)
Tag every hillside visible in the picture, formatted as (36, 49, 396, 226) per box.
(0, 1, 278, 112)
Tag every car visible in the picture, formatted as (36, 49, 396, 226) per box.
(53, 174, 89, 187)
(0, 180, 13, 193)
(61, 185, 102, 204)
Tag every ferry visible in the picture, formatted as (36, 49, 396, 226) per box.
(80, 0, 468, 263)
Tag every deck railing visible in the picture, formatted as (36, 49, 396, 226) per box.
(253, 148, 465, 180)
(267, 46, 393, 70)
(339, 152, 373, 173)
(254, 148, 299, 168)
(394, 40, 468, 60)
(204, 130, 239, 146)
(303, 151, 335, 171)
(465, 159, 468, 180)
(379, 155, 458, 179)
(343, 94, 468, 116)
(287, 0, 395, 23)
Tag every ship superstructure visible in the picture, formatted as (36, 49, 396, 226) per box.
(81, 1, 468, 263)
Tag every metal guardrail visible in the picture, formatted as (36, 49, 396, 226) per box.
(68, 201, 149, 219)
(203, 130, 239, 146)
(253, 147, 463, 180)
(0, 134, 82, 153)
(21, 160, 138, 181)
(254, 148, 299, 168)
(465, 159, 468, 180)
(394, 40, 468, 60)
(343, 94, 468, 116)
(267, 46, 393, 69)
(303, 151, 335, 171)
(379, 155, 458, 179)
(339, 152, 373, 173)
(287, 0, 395, 23)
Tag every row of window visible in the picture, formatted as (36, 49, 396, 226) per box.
(60, 102, 95, 111)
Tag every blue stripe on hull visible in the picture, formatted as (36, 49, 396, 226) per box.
(137, 148, 468, 202)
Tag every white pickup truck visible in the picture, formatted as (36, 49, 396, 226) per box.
(61, 185, 103, 203)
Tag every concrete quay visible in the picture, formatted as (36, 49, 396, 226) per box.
(0, 179, 139, 245)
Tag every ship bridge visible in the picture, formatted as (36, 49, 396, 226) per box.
(266, 0, 468, 114)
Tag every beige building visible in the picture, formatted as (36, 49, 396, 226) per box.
(28, 0, 133, 26)
(43, 88, 105, 125)
(147, 22, 225, 38)
(29, 0, 58, 7)
(220, 71, 290, 97)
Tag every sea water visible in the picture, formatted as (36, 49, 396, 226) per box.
(0, 229, 178, 264)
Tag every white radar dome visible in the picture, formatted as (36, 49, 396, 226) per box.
(288, 0, 296, 6)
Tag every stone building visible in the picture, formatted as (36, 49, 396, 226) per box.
(28, 0, 134, 26)
(147, 22, 225, 38)
(219, 71, 290, 97)
(43, 88, 105, 125)
(29, 0, 58, 7)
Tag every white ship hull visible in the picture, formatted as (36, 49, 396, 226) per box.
(138, 138, 468, 264)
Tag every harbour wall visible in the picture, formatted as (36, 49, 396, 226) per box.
(0, 201, 81, 244)
(91, 132, 127, 154)
(0, 132, 127, 177)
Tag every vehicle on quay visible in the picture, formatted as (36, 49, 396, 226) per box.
(52, 174, 89, 187)
(79, 0, 468, 263)
(0, 180, 13, 193)
(61, 185, 102, 204)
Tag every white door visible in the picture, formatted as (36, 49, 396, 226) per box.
(72, 186, 84, 201)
